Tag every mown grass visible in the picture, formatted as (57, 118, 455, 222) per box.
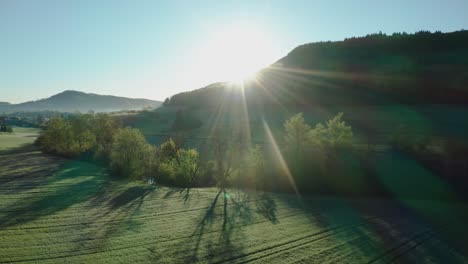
(1, 136, 467, 263)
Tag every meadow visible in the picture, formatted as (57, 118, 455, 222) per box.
(1, 127, 467, 263)
(0, 127, 41, 151)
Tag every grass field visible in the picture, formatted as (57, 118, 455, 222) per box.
(1, 130, 468, 263)
(0, 127, 40, 150)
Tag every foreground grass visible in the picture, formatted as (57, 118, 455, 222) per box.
(1, 142, 467, 263)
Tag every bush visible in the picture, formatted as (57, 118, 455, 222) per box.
(308, 112, 353, 151)
(284, 113, 311, 160)
(159, 138, 178, 162)
(110, 128, 152, 179)
(159, 147, 200, 187)
(37, 113, 123, 159)
(37, 117, 71, 155)
(230, 145, 266, 190)
(92, 113, 120, 159)
(158, 160, 177, 184)
(282, 112, 354, 192)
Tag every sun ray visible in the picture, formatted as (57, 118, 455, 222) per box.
(262, 118, 300, 197)
(239, 81, 253, 149)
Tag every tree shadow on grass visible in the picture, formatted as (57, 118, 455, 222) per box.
(167, 187, 278, 263)
(0, 143, 38, 156)
(73, 183, 157, 252)
(163, 187, 197, 204)
(0, 145, 63, 193)
(0, 160, 107, 229)
(273, 191, 468, 263)
(109, 186, 154, 209)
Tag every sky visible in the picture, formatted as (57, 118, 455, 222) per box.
(1, 0, 468, 103)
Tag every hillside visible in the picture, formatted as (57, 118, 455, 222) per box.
(0, 90, 161, 113)
(167, 30, 468, 108)
(130, 30, 468, 146)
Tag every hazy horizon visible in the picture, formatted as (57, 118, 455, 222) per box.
(1, 0, 468, 103)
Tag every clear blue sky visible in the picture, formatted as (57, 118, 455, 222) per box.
(1, 0, 467, 103)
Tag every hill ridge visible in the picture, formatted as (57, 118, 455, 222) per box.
(0, 90, 161, 113)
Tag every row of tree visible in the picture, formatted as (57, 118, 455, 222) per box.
(36, 113, 119, 158)
(37, 112, 354, 192)
(36, 114, 207, 187)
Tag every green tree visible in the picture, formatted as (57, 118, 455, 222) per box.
(159, 148, 200, 186)
(110, 128, 151, 179)
(284, 113, 311, 166)
(251, 145, 265, 189)
(209, 128, 246, 190)
(163, 97, 170, 106)
(282, 112, 353, 185)
(308, 112, 354, 179)
(177, 149, 200, 185)
(68, 114, 96, 154)
(159, 138, 178, 162)
(92, 113, 120, 158)
(309, 112, 353, 151)
(37, 117, 71, 155)
(142, 144, 159, 181)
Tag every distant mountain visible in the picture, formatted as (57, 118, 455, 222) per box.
(0, 90, 161, 113)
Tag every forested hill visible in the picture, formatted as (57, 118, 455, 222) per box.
(166, 30, 468, 108)
(0, 90, 161, 113)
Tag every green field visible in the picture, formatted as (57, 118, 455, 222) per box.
(1, 130, 467, 263)
(0, 127, 41, 150)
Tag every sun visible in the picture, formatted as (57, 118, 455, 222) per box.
(196, 22, 277, 83)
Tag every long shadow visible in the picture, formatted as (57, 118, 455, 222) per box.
(0, 143, 38, 156)
(163, 187, 194, 204)
(173, 187, 278, 263)
(109, 186, 154, 209)
(75, 184, 157, 251)
(0, 144, 64, 192)
(275, 189, 468, 262)
(0, 160, 107, 229)
(1, 143, 162, 254)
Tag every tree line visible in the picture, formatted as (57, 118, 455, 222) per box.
(36, 112, 354, 192)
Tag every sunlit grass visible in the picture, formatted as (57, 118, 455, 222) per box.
(0, 126, 40, 150)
